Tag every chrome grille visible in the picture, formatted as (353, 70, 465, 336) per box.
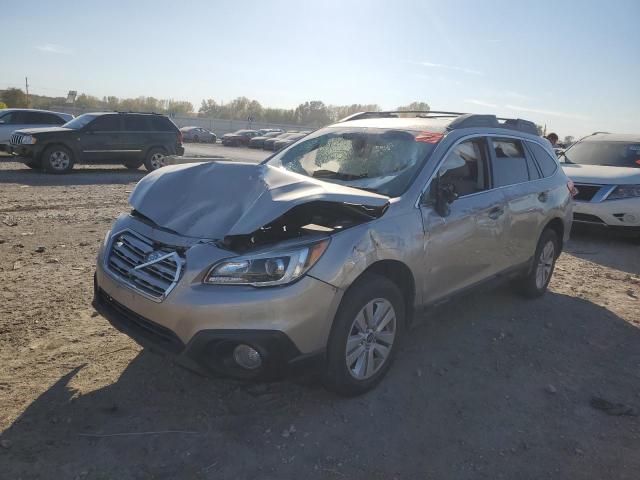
(10, 133, 25, 145)
(106, 230, 184, 301)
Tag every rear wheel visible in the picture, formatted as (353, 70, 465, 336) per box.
(42, 145, 74, 174)
(515, 229, 559, 298)
(193, 135, 200, 143)
(323, 273, 404, 396)
(143, 148, 167, 172)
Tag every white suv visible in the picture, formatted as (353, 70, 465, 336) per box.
(560, 133, 640, 236)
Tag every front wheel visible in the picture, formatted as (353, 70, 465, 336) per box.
(514, 229, 559, 298)
(323, 272, 404, 396)
(42, 145, 74, 174)
(143, 148, 167, 172)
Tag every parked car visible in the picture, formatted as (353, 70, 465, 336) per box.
(93, 110, 573, 395)
(263, 132, 299, 150)
(9, 112, 184, 173)
(273, 132, 310, 151)
(221, 129, 260, 146)
(0, 109, 73, 152)
(258, 128, 283, 135)
(248, 131, 282, 149)
(560, 133, 640, 235)
(181, 126, 216, 143)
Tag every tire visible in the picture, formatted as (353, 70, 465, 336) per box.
(143, 147, 167, 172)
(42, 145, 74, 174)
(323, 272, 405, 396)
(123, 160, 143, 170)
(515, 229, 559, 298)
(210, 136, 217, 144)
(193, 135, 199, 143)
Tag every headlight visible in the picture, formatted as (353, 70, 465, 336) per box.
(21, 135, 37, 144)
(607, 185, 640, 200)
(204, 239, 330, 286)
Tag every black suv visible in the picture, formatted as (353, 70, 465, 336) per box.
(9, 112, 185, 173)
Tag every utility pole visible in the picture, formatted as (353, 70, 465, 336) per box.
(25, 77, 29, 106)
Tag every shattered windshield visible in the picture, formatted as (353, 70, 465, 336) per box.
(266, 127, 440, 197)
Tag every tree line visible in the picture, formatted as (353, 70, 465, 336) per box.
(0, 88, 429, 126)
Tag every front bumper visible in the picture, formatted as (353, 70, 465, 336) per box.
(93, 219, 342, 378)
(573, 197, 640, 231)
(93, 282, 321, 378)
(9, 143, 42, 159)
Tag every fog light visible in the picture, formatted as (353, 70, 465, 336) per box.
(233, 344, 262, 370)
(623, 213, 639, 224)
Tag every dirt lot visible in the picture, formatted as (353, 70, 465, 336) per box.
(1, 156, 639, 479)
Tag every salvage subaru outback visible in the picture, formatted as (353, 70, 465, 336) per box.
(94, 111, 573, 395)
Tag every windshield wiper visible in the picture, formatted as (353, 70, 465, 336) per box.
(312, 169, 368, 181)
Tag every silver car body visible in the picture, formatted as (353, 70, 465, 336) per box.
(95, 115, 572, 368)
(0, 108, 73, 146)
(180, 127, 216, 143)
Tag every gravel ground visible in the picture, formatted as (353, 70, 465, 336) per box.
(0, 155, 639, 479)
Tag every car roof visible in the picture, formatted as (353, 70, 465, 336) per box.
(84, 111, 166, 117)
(330, 116, 453, 133)
(582, 133, 640, 143)
(0, 108, 72, 117)
(335, 111, 539, 136)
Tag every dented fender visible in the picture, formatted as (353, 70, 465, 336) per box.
(307, 210, 426, 299)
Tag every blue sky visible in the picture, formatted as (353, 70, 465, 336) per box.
(2, 0, 639, 137)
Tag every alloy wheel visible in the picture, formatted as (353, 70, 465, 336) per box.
(535, 241, 555, 289)
(149, 152, 165, 170)
(49, 150, 70, 171)
(345, 298, 396, 380)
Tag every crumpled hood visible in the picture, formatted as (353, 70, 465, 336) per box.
(129, 161, 389, 239)
(562, 163, 640, 185)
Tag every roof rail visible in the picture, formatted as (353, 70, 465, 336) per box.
(338, 110, 465, 122)
(114, 110, 163, 115)
(339, 110, 539, 135)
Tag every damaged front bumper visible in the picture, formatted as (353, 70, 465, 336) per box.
(93, 280, 325, 378)
(93, 216, 343, 379)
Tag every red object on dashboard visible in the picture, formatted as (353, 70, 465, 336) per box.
(415, 132, 444, 143)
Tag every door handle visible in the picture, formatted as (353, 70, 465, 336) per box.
(488, 206, 504, 220)
(538, 191, 549, 202)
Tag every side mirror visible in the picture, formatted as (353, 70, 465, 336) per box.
(429, 176, 458, 217)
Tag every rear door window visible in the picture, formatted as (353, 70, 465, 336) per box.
(1, 111, 28, 124)
(124, 115, 151, 131)
(527, 141, 558, 177)
(491, 138, 531, 187)
(26, 112, 66, 125)
(89, 115, 122, 132)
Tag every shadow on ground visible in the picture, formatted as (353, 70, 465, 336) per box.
(567, 226, 640, 275)
(2, 289, 639, 479)
(0, 160, 146, 187)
